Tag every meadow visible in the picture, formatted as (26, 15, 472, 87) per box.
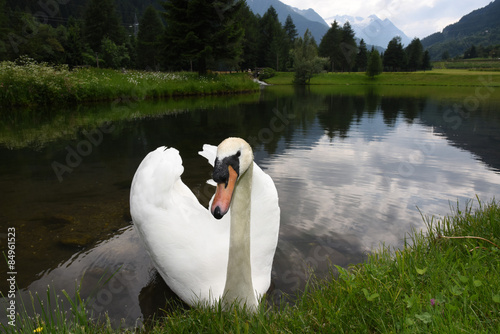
(3, 199, 498, 333)
(0, 57, 259, 108)
(264, 69, 500, 87)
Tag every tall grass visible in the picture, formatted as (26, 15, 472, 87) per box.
(4, 199, 499, 333)
(147, 198, 500, 333)
(0, 57, 259, 107)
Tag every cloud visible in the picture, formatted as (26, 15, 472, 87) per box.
(280, 0, 492, 38)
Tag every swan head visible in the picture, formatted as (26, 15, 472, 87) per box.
(211, 137, 253, 220)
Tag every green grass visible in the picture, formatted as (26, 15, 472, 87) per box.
(0, 57, 259, 107)
(265, 69, 500, 87)
(4, 198, 499, 333)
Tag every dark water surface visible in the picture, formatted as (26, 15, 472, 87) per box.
(1, 85, 499, 327)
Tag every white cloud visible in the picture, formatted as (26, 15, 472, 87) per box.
(280, 0, 492, 38)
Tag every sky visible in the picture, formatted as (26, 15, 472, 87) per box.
(279, 0, 493, 39)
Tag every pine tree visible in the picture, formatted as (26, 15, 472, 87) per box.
(406, 38, 424, 71)
(340, 22, 357, 72)
(258, 6, 286, 70)
(318, 21, 342, 72)
(383, 36, 406, 71)
(83, 0, 126, 52)
(162, 0, 244, 74)
(137, 5, 164, 70)
(366, 47, 382, 78)
(355, 39, 368, 72)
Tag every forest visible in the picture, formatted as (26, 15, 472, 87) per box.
(0, 0, 431, 75)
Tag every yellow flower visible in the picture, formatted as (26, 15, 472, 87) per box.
(34, 327, 43, 333)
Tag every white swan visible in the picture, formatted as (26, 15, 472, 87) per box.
(130, 137, 280, 310)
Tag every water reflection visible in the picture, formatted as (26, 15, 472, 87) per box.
(1, 85, 499, 327)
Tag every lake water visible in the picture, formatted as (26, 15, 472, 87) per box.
(1, 84, 500, 327)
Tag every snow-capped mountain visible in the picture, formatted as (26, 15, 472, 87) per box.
(325, 14, 412, 48)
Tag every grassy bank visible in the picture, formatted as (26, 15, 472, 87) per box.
(265, 69, 500, 87)
(0, 58, 259, 108)
(4, 199, 499, 333)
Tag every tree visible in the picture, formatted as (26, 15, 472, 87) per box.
(318, 21, 342, 72)
(383, 36, 406, 71)
(64, 17, 84, 68)
(162, 0, 245, 74)
(422, 50, 431, 70)
(83, 0, 126, 52)
(339, 21, 357, 72)
(366, 48, 382, 78)
(257, 6, 286, 70)
(464, 45, 478, 59)
(292, 29, 326, 84)
(355, 39, 368, 72)
(238, 3, 259, 70)
(137, 5, 164, 70)
(406, 38, 424, 71)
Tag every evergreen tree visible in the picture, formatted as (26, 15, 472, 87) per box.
(137, 5, 164, 70)
(284, 15, 298, 42)
(238, 3, 259, 70)
(283, 15, 297, 69)
(406, 38, 424, 71)
(355, 39, 368, 72)
(83, 0, 126, 52)
(258, 6, 286, 70)
(422, 50, 431, 70)
(340, 22, 357, 72)
(318, 21, 342, 72)
(383, 36, 406, 71)
(162, 0, 244, 74)
(0, 0, 9, 60)
(464, 45, 478, 58)
(64, 17, 84, 68)
(366, 47, 382, 78)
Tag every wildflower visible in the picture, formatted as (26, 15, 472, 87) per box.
(34, 327, 43, 333)
(430, 298, 436, 306)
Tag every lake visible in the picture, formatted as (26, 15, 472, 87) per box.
(1, 84, 499, 327)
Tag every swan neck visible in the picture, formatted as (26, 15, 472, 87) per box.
(223, 163, 257, 310)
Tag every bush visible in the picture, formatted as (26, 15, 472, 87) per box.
(257, 67, 276, 81)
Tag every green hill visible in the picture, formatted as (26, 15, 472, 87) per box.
(422, 0, 500, 60)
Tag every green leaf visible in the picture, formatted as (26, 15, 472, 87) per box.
(493, 294, 500, 303)
(450, 285, 463, 296)
(458, 273, 468, 283)
(362, 288, 380, 302)
(473, 280, 482, 287)
(415, 312, 432, 324)
(416, 267, 428, 275)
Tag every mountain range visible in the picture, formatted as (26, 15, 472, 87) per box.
(247, 0, 411, 49)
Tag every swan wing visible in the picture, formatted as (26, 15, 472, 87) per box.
(130, 147, 229, 305)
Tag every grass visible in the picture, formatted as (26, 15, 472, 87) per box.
(264, 69, 500, 87)
(0, 57, 259, 108)
(3, 198, 499, 333)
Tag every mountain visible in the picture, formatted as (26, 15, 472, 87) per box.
(246, 0, 329, 42)
(422, 0, 500, 60)
(325, 14, 412, 48)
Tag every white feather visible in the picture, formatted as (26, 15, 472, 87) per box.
(130, 143, 280, 306)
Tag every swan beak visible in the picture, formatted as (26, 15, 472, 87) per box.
(211, 165, 238, 219)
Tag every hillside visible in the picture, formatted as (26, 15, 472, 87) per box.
(422, 0, 500, 60)
(246, 0, 329, 42)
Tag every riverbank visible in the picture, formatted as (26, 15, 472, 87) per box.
(4, 199, 499, 333)
(0, 58, 259, 108)
(265, 69, 500, 87)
